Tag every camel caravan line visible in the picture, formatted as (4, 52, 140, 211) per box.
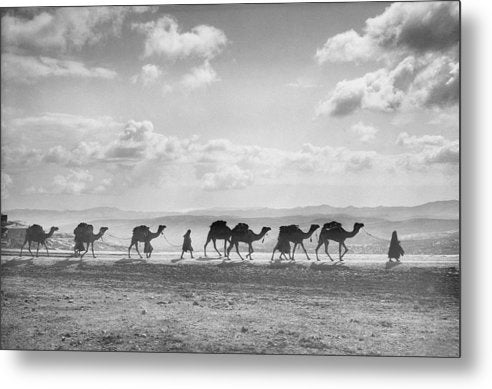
(18, 219, 367, 262)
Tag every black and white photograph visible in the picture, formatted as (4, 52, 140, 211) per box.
(1, 1, 460, 357)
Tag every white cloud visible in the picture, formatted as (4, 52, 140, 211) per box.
(2, 53, 118, 83)
(52, 169, 94, 194)
(1, 7, 136, 53)
(133, 16, 227, 60)
(131, 64, 162, 87)
(317, 55, 458, 117)
(1, 171, 13, 199)
(316, 29, 375, 64)
(316, 2, 459, 65)
(202, 165, 254, 191)
(350, 121, 379, 142)
(396, 132, 459, 166)
(315, 2, 459, 117)
(181, 61, 218, 89)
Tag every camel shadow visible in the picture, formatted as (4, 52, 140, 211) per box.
(171, 257, 187, 264)
(114, 257, 147, 266)
(195, 256, 223, 261)
(268, 260, 300, 269)
(50, 257, 83, 268)
(216, 260, 251, 268)
(1, 257, 34, 267)
(309, 261, 346, 271)
(385, 261, 403, 270)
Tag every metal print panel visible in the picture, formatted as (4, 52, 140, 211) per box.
(0, 1, 460, 356)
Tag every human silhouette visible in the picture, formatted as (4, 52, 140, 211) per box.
(388, 230, 404, 262)
(181, 229, 194, 259)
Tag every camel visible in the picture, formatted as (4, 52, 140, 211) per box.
(204, 220, 232, 257)
(20, 225, 59, 257)
(314, 221, 342, 261)
(271, 226, 294, 261)
(73, 223, 109, 258)
(315, 222, 364, 261)
(128, 225, 166, 259)
(226, 224, 271, 260)
(271, 224, 320, 261)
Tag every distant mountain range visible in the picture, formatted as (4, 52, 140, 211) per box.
(4, 200, 458, 226)
(2, 200, 459, 255)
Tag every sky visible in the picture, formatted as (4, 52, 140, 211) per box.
(0, 1, 459, 211)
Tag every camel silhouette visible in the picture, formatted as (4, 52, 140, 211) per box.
(314, 221, 342, 261)
(20, 225, 58, 257)
(226, 224, 271, 260)
(73, 223, 108, 259)
(271, 224, 319, 261)
(315, 222, 364, 261)
(128, 225, 166, 259)
(204, 220, 232, 257)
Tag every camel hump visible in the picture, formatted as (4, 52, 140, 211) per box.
(133, 225, 150, 234)
(232, 223, 249, 233)
(323, 221, 342, 230)
(29, 224, 44, 234)
(210, 220, 227, 229)
(74, 222, 93, 236)
(280, 225, 300, 234)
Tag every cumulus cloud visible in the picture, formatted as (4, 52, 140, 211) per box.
(131, 64, 162, 87)
(1, 6, 147, 53)
(316, 2, 459, 65)
(396, 132, 459, 166)
(351, 121, 379, 142)
(317, 54, 459, 116)
(133, 16, 227, 60)
(2, 53, 117, 83)
(315, 2, 459, 116)
(202, 165, 254, 191)
(181, 61, 218, 89)
(1, 171, 13, 199)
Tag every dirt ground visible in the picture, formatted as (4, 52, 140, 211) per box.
(0, 253, 460, 356)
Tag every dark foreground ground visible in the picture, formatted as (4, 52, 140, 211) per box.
(0, 254, 460, 356)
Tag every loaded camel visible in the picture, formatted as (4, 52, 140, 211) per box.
(271, 225, 294, 261)
(315, 222, 364, 261)
(20, 225, 59, 257)
(128, 225, 166, 259)
(74, 223, 109, 258)
(226, 224, 271, 260)
(204, 220, 232, 257)
(271, 224, 320, 261)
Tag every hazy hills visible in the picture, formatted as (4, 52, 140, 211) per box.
(3, 200, 459, 255)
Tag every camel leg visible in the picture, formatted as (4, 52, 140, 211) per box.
(81, 243, 89, 259)
(91, 242, 96, 258)
(325, 241, 334, 261)
(291, 243, 298, 261)
(212, 239, 222, 257)
(28, 241, 33, 256)
(128, 241, 134, 258)
(341, 242, 349, 260)
(44, 242, 49, 257)
(226, 240, 234, 258)
(135, 242, 142, 259)
(247, 243, 254, 260)
(20, 239, 28, 257)
(235, 243, 244, 261)
(224, 240, 228, 257)
(300, 242, 311, 260)
(271, 245, 278, 261)
(203, 236, 211, 257)
(315, 240, 324, 261)
(36, 242, 40, 257)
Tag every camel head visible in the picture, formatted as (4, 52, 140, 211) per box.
(354, 222, 364, 231)
(50, 226, 59, 233)
(100, 227, 109, 234)
(261, 227, 271, 234)
(309, 224, 320, 233)
(157, 225, 166, 235)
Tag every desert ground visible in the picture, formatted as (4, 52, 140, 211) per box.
(0, 251, 460, 356)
